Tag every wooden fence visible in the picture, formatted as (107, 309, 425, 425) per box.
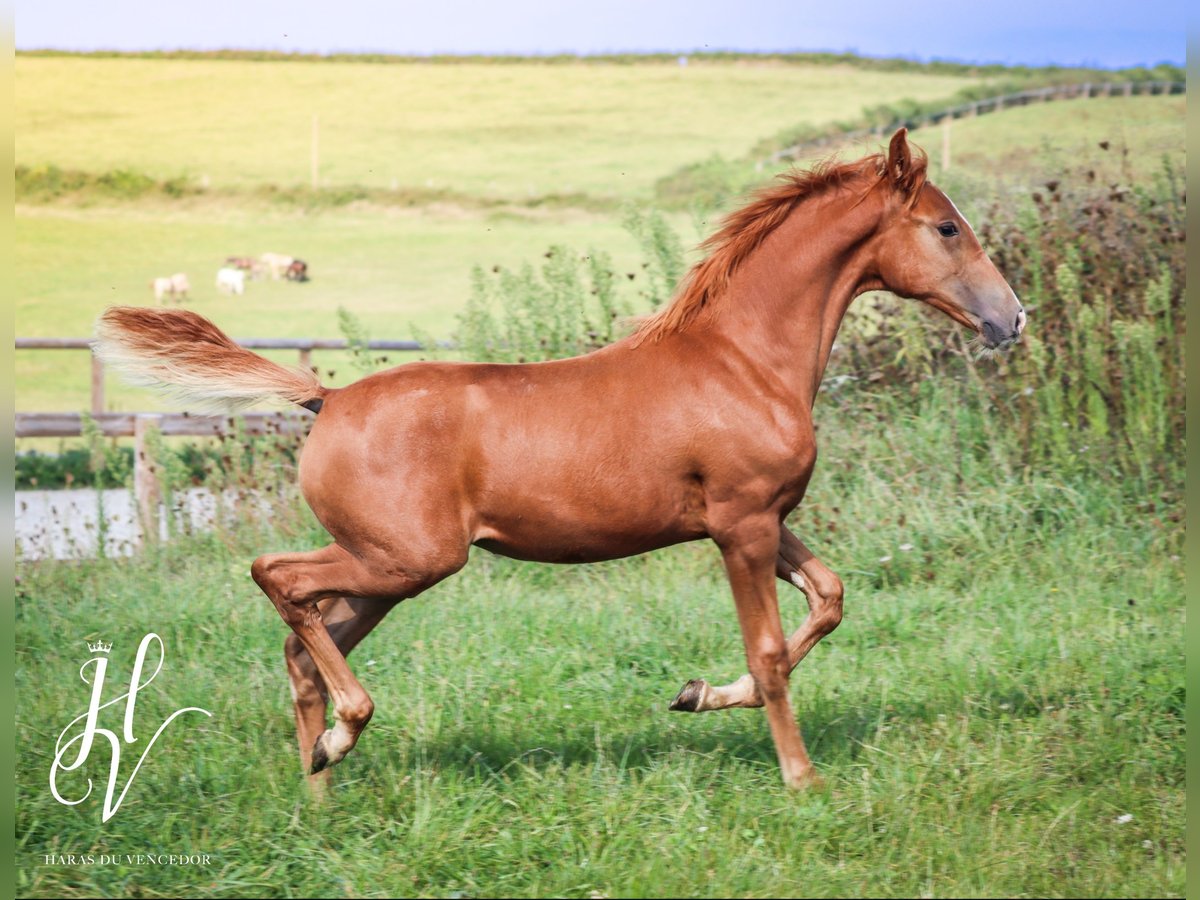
(15, 336, 429, 544)
(761, 80, 1186, 167)
(15, 336, 428, 423)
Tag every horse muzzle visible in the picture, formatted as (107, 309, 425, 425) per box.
(980, 304, 1026, 350)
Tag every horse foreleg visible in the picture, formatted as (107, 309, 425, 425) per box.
(708, 517, 817, 787)
(670, 526, 843, 713)
(285, 596, 399, 793)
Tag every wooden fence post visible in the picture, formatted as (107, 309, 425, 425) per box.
(91, 354, 105, 415)
(134, 414, 163, 546)
(941, 118, 951, 172)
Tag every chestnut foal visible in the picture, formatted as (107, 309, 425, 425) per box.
(95, 129, 1023, 790)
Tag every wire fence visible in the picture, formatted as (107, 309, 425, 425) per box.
(760, 80, 1186, 167)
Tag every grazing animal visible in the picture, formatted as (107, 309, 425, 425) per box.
(169, 273, 190, 301)
(95, 131, 1024, 790)
(151, 274, 188, 304)
(151, 277, 173, 304)
(285, 259, 309, 282)
(261, 252, 294, 280)
(215, 267, 245, 296)
(226, 256, 266, 280)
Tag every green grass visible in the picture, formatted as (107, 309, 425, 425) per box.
(14, 388, 1184, 898)
(912, 95, 1186, 181)
(657, 94, 1187, 215)
(15, 57, 989, 200)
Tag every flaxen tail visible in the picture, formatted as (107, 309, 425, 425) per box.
(94, 306, 326, 413)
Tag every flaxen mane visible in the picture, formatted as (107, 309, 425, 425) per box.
(635, 149, 927, 343)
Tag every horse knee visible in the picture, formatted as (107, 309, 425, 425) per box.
(338, 695, 374, 729)
(251, 555, 279, 594)
(748, 643, 790, 702)
(817, 576, 844, 635)
(801, 565, 844, 636)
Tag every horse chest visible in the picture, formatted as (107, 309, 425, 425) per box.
(693, 410, 816, 516)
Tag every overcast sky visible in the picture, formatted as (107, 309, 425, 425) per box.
(16, 0, 1187, 68)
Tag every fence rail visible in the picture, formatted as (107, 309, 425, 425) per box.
(762, 80, 1187, 166)
(15, 411, 311, 439)
(16, 335, 430, 419)
(17, 336, 435, 548)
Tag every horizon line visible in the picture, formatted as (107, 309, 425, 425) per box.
(14, 46, 1186, 71)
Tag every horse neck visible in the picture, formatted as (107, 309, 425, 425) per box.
(705, 185, 885, 408)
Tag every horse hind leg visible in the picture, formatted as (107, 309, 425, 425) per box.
(285, 596, 400, 792)
(252, 540, 465, 775)
(670, 527, 843, 713)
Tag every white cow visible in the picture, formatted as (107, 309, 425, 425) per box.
(151, 273, 189, 304)
(169, 272, 190, 300)
(216, 267, 246, 295)
(152, 277, 174, 303)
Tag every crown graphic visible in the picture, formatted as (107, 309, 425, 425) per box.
(87, 640, 112, 655)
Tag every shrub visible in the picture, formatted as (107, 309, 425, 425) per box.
(829, 154, 1185, 493)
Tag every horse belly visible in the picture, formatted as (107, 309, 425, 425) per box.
(471, 473, 706, 564)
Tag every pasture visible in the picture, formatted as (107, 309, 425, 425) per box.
(14, 53, 994, 413)
(15, 389, 1184, 898)
(15, 204, 678, 411)
(15, 56, 988, 198)
(14, 53, 1185, 897)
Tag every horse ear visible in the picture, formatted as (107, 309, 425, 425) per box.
(885, 127, 926, 202)
(887, 128, 912, 185)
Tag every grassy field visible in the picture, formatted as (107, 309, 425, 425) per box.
(15, 203, 689, 411)
(13, 52, 993, 414)
(911, 95, 1186, 178)
(14, 385, 1184, 898)
(15, 57, 988, 199)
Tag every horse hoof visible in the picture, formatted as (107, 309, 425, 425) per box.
(669, 679, 708, 713)
(786, 769, 826, 791)
(309, 736, 331, 774)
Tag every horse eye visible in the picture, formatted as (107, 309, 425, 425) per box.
(938, 222, 959, 238)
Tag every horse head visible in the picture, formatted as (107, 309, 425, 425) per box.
(872, 128, 1026, 350)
